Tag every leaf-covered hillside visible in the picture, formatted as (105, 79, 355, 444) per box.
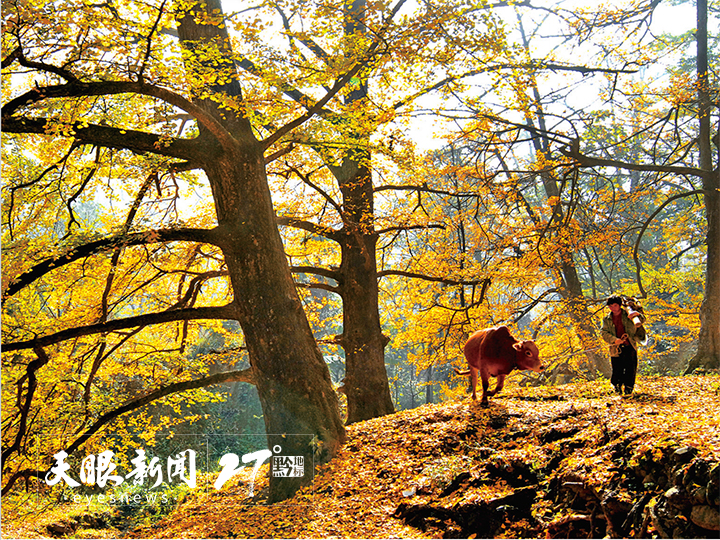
(139, 375, 718, 538)
(3, 375, 719, 539)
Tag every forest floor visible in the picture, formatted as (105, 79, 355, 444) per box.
(3, 374, 719, 539)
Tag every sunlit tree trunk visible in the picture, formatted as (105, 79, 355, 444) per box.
(328, 0, 395, 423)
(687, 0, 720, 372)
(425, 364, 434, 404)
(541, 174, 611, 377)
(177, 0, 345, 501)
(557, 258, 612, 377)
(514, 15, 609, 378)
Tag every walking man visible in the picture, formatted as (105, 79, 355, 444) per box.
(601, 295, 647, 395)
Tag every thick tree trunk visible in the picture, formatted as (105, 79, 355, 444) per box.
(209, 156, 345, 501)
(334, 155, 395, 423)
(316, 0, 394, 424)
(177, 0, 345, 502)
(691, 181, 720, 372)
(687, 0, 720, 372)
(425, 365, 434, 404)
(339, 230, 395, 423)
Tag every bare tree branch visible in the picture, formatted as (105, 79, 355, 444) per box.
(561, 147, 708, 178)
(374, 182, 485, 198)
(378, 270, 490, 288)
(376, 223, 445, 235)
(392, 61, 639, 111)
(2, 305, 236, 352)
(3, 227, 221, 299)
(633, 189, 706, 297)
(276, 216, 340, 241)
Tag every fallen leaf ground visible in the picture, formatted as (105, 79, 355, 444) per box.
(3, 375, 719, 539)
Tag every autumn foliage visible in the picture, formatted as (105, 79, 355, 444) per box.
(1, 0, 718, 530)
(3, 375, 719, 538)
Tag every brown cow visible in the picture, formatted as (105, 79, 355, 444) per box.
(454, 326, 544, 406)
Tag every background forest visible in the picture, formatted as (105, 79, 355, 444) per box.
(2, 0, 718, 508)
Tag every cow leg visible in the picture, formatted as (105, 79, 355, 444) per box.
(469, 367, 478, 400)
(488, 374, 506, 397)
(479, 371, 490, 407)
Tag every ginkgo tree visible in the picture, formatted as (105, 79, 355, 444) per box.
(251, 0, 654, 416)
(1, 0, 425, 501)
(561, 0, 719, 371)
(3, 0, 498, 501)
(247, 0, 515, 423)
(420, 0, 718, 378)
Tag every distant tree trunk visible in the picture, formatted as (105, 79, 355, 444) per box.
(538, 161, 610, 377)
(326, 0, 395, 424)
(687, 0, 720, 372)
(410, 365, 416, 408)
(581, 248, 598, 299)
(515, 12, 609, 378)
(393, 364, 400, 405)
(425, 364, 434, 404)
(177, 0, 345, 502)
(558, 259, 612, 377)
